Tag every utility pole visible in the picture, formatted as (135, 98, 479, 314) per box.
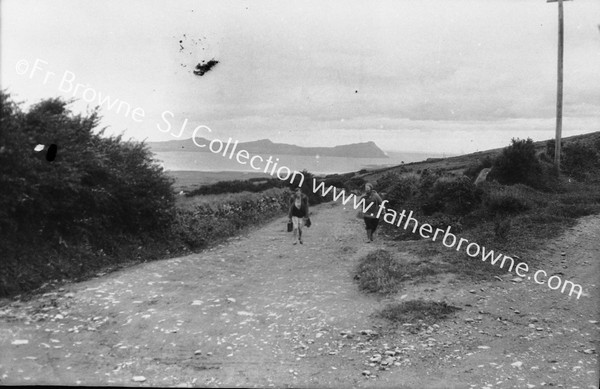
(547, 0, 571, 169)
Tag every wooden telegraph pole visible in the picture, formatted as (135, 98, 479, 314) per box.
(547, 0, 571, 169)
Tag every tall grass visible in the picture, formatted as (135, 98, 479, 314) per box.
(354, 249, 449, 295)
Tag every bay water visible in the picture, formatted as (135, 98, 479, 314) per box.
(152, 150, 443, 175)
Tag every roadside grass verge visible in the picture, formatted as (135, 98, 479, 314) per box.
(377, 178, 600, 282)
(377, 300, 462, 326)
(354, 249, 451, 294)
(463, 180, 600, 267)
(401, 241, 508, 281)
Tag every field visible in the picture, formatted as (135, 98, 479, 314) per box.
(359, 132, 599, 183)
(166, 170, 274, 192)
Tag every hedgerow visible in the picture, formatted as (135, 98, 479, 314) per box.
(0, 92, 178, 295)
(0, 93, 296, 297)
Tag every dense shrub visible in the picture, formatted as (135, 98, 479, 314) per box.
(421, 175, 482, 216)
(420, 213, 463, 233)
(562, 141, 600, 181)
(346, 175, 367, 191)
(541, 137, 600, 181)
(323, 177, 348, 191)
(490, 138, 549, 189)
(381, 173, 420, 209)
(418, 168, 440, 194)
(545, 139, 557, 161)
(0, 92, 176, 296)
(1, 93, 175, 240)
(375, 172, 400, 192)
(463, 155, 494, 180)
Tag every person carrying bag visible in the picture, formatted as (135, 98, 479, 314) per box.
(288, 187, 310, 244)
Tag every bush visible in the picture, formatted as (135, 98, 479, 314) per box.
(1, 93, 175, 239)
(323, 177, 348, 191)
(490, 138, 549, 189)
(463, 155, 494, 180)
(418, 168, 440, 195)
(375, 172, 400, 192)
(545, 139, 557, 161)
(377, 173, 420, 209)
(0, 92, 176, 296)
(421, 175, 482, 216)
(346, 175, 367, 191)
(420, 213, 463, 234)
(562, 141, 599, 181)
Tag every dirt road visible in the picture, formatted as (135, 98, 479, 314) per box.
(1, 202, 598, 388)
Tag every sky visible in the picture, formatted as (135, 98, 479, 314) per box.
(1, 0, 599, 154)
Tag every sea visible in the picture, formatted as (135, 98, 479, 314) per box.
(152, 150, 446, 175)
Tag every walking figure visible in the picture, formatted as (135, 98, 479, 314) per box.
(288, 187, 309, 245)
(361, 183, 383, 243)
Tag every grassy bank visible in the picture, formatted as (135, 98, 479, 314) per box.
(369, 142, 600, 285)
(350, 134, 599, 325)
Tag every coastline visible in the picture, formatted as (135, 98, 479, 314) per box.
(165, 170, 275, 192)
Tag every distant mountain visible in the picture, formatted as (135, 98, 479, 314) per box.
(147, 138, 388, 158)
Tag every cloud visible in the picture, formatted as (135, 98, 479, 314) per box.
(2, 0, 599, 154)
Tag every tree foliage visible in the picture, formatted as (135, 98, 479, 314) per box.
(0, 91, 175, 254)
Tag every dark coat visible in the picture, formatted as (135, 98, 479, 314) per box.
(288, 193, 309, 218)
